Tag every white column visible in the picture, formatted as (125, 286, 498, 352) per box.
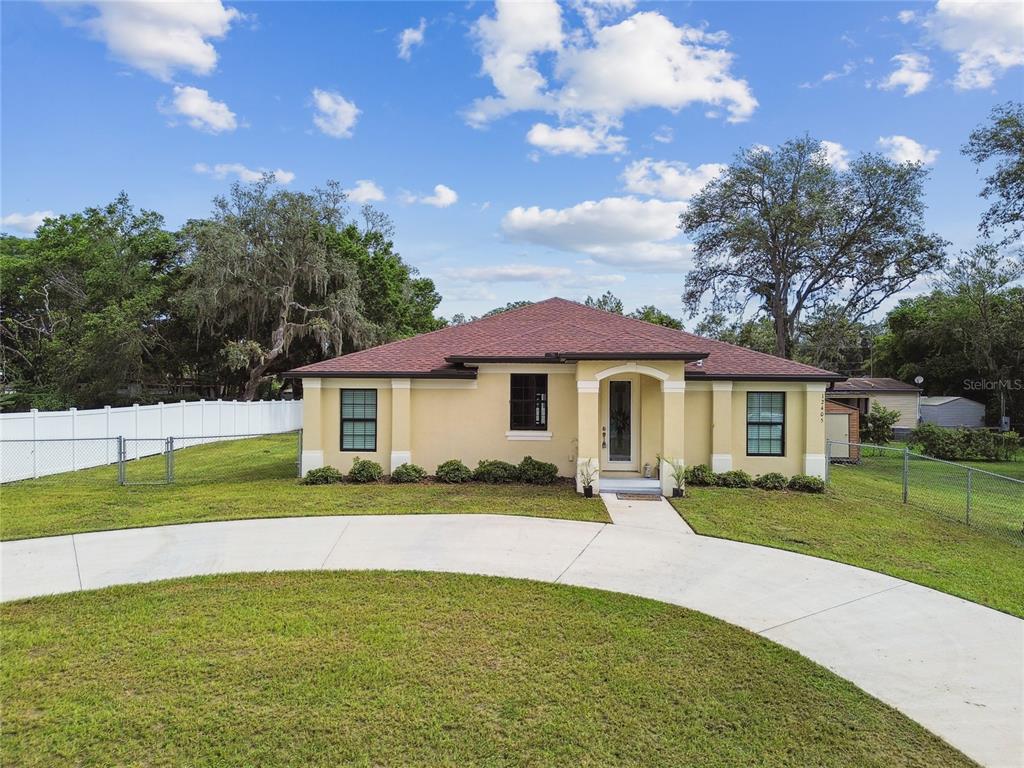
(711, 381, 733, 473)
(803, 382, 827, 478)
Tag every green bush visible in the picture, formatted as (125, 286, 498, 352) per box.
(911, 424, 1020, 461)
(861, 402, 901, 444)
(301, 466, 344, 485)
(788, 474, 826, 493)
(472, 459, 520, 484)
(518, 455, 559, 484)
(684, 464, 717, 486)
(753, 472, 788, 490)
(435, 459, 472, 483)
(348, 457, 384, 483)
(715, 470, 754, 488)
(391, 463, 427, 483)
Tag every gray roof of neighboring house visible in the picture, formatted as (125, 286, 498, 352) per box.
(920, 396, 984, 407)
(829, 377, 921, 394)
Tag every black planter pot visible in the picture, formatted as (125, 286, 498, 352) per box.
(671, 488, 684, 498)
(583, 485, 594, 498)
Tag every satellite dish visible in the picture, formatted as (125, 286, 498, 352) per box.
(914, 375, 924, 385)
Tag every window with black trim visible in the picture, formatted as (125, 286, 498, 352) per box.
(510, 374, 548, 430)
(341, 389, 377, 451)
(747, 392, 785, 456)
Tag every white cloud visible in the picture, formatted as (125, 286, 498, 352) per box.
(877, 135, 939, 165)
(502, 196, 690, 268)
(621, 159, 725, 200)
(193, 162, 295, 184)
(406, 184, 458, 208)
(444, 263, 626, 287)
(920, 0, 1024, 89)
(2, 210, 56, 234)
(67, 0, 241, 81)
(897, 10, 917, 24)
(466, 1, 756, 153)
(398, 18, 426, 61)
(346, 179, 386, 203)
(879, 52, 932, 95)
(652, 125, 673, 144)
(799, 60, 857, 88)
(818, 140, 851, 171)
(571, 0, 636, 32)
(526, 122, 626, 155)
(311, 88, 360, 138)
(163, 86, 237, 133)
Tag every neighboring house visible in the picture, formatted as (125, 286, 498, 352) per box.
(825, 400, 861, 462)
(287, 298, 844, 495)
(826, 377, 921, 436)
(920, 396, 986, 428)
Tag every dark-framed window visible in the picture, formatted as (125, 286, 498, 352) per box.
(341, 389, 377, 451)
(747, 392, 785, 456)
(510, 374, 548, 430)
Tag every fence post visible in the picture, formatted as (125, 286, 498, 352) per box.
(902, 447, 909, 504)
(31, 408, 39, 479)
(824, 439, 832, 484)
(70, 407, 78, 470)
(166, 436, 174, 483)
(118, 436, 126, 486)
(296, 428, 303, 478)
(966, 468, 972, 526)
(104, 405, 111, 465)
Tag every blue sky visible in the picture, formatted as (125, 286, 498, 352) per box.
(2, 1, 1022, 321)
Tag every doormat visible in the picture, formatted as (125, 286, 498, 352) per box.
(616, 493, 663, 501)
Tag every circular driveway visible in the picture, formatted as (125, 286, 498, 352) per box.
(3, 513, 1021, 767)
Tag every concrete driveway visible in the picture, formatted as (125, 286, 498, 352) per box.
(2, 514, 1021, 768)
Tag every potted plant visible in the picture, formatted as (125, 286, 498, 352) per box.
(578, 462, 597, 498)
(669, 459, 686, 498)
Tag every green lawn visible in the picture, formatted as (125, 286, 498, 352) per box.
(672, 462, 1024, 618)
(0, 434, 607, 541)
(0, 571, 973, 768)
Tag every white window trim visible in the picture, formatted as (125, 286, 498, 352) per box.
(506, 430, 553, 441)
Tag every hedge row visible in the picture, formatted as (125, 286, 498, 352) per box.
(302, 455, 561, 486)
(682, 464, 825, 494)
(909, 424, 1021, 462)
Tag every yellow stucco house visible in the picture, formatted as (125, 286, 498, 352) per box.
(288, 298, 844, 495)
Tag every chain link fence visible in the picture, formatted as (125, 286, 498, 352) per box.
(0, 431, 302, 487)
(826, 440, 1024, 544)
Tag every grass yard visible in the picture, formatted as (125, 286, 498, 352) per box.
(672, 463, 1024, 618)
(0, 571, 973, 768)
(0, 434, 607, 541)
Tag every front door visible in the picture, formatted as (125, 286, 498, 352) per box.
(603, 379, 638, 470)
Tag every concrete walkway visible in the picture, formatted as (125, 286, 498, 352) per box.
(600, 492, 694, 533)
(2, 515, 1021, 768)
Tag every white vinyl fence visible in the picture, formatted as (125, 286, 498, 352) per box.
(0, 399, 302, 483)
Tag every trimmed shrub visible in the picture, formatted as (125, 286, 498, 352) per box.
(518, 455, 559, 485)
(788, 474, 826, 493)
(302, 466, 344, 485)
(348, 457, 384, 483)
(715, 470, 754, 488)
(391, 463, 427, 483)
(684, 463, 717, 487)
(753, 472, 788, 490)
(472, 459, 520, 484)
(435, 459, 472, 484)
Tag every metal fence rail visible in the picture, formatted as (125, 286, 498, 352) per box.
(0, 431, 302, 487)
(826, 440, 1024, 543)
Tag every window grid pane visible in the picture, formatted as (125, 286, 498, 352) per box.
(341, 389, 377, 451)
(746, 392, 785, 456)
(510, 374, 548, 430)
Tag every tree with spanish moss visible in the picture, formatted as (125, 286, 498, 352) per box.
(178, 177, 378, 400)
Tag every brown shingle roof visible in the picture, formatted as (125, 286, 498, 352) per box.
(287, 297, 843, 380)
(829, 377, 921, 393)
